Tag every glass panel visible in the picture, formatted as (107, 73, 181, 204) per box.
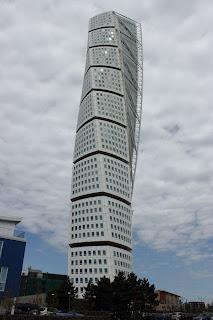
(0, 267, 8, 282)
(0, 267, 8, 291)
(0, 283, 5, 291)
(0, 241, 3, 257)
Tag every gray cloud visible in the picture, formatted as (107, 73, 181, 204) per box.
(0, 0, 213, 300)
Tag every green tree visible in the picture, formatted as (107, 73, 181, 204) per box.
(94, 277, 112, 311)
(112, 272, 133, 319)
(206, 303, 213, 312)
(47, 290, 59, 308)
(83, 272, 158, 319)
(1, 289, 14, 311)
(47, 277, 77, 310)
(127, 272, 139, 309)
(83, 280, 96, 310)
(134, 278, 159, 313)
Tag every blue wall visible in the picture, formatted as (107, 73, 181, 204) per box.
(0, 237, 26, 297)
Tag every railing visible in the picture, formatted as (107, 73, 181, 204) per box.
(0, 227, 25, 239)
(14, 230, 25, 238)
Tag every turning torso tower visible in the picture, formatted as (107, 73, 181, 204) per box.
(68, 11, 143, 297)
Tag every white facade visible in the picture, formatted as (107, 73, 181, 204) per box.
(69, 11, 142, 297)
(0, 216, 25, 241)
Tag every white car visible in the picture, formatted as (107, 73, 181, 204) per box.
(36, 307, 59, 316)
(171, 313, 184, 320)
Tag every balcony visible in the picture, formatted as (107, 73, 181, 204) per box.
(0, 226, 25, 239)
(14, 230, 25, 238)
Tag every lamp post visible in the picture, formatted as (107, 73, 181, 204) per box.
(68, 292, 71, 311)
(51, 293, 54, 308)
(11, 297, 16, 315)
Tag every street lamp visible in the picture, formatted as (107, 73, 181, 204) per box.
(51, 293, 55, 308)
(68, 292, 71, 311)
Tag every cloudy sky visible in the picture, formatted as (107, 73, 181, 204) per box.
(0, 0, 213, 303)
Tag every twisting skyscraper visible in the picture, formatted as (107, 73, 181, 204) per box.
(68, 11, 143, 297)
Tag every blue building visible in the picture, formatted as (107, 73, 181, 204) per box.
(0, 216, 26, 297)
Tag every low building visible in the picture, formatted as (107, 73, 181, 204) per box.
(0, 216, 26, 297)
(19, 267, 67, 296)
(155, 290, 181, 311)
(184, 301, 205, 313)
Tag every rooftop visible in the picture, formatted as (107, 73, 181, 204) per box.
(0, 216, 22, 225)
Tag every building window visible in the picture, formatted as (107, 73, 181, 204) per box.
(0, 267, 8, 291)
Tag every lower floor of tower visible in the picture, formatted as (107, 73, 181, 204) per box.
(68, 245, 133, 298)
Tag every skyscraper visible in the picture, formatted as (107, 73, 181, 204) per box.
(68, 11, 142, 297)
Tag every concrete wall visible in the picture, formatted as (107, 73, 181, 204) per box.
(17, 293, 46, 305)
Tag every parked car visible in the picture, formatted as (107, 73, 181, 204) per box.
(208, 313, 213, 320)
(131, 311, 150, 319)
(5, 308, 29, 315)
(29, 309, 42, 315)
(36, 307, 59, 316)
(163, 314, 172, 320)
(152, 313, 167, 320)
(184, 314, 194, 320)
(171, 313, 185, 320)
(55, 309, 85, 317)
(5, 303, 38, 315)
(193, 314, 212, 320)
